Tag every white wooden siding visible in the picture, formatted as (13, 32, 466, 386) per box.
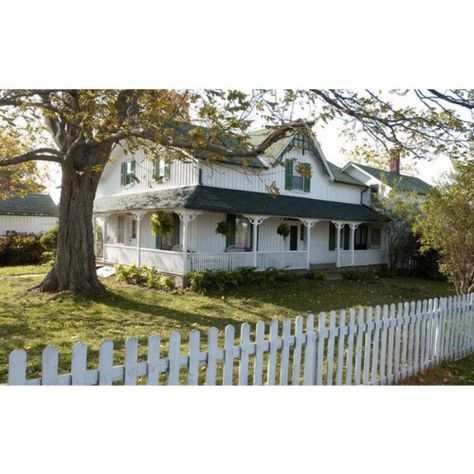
(0, 215, 58, 235)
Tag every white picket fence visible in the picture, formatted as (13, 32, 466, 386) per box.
(7, 293, 474, 385)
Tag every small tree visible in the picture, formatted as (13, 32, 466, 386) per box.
(414, 162, 474, 294)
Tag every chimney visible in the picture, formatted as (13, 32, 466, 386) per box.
(389, 148, 400, 174)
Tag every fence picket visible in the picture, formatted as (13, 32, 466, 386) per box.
(8, 349, 27, 385)
(379, 305, 389, 385)
(354, 308, 365, 385)
(413, 301, 422, 375)
(291, 316, 304, 385)
(335, 310, 347, 386)
(345, 309, 356, 385)
(419, 300, 428, 370)
(315, 313, 327, 385)
(362, 307, 373, 385)
(223, 325, 236, 385)
(205, 328, 218, 385)
(146, 335, 160, 385)
(71, 343, 88, 385)
(386, 304, 396, 384)
(168, 332, 181, 385)
(124, 337, 138, 385)
(326, 312, 337, 385)
(303, 314, 315, 385)
(267, 320, 280, 386)
(425, 299, 434, 368)
(400, 302, 409, 379)
(407, 301, 416, 376)
(239, 323, 251, 385)
(188, 330, 200, 386)
(41, 346, 59, 385)
(432, 298, 440, 364)
(253, 321, 266, 385)
(393, 303, 403, 382)
(371, 306, 381, 385)
(279, 318, 292, 385)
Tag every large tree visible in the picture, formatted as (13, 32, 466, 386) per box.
(0, 89, 472, 293)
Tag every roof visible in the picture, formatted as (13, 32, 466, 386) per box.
(350, 163, 432, 195)
(327, 161, 366, 187)
(0, 194, 58, 217)
(94, 185, 388, 223)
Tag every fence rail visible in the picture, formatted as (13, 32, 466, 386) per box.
(7, 293, 474, 385)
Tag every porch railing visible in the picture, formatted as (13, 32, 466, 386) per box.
(140, 248, 184, 275)
(104, 244, 138, 266)
(257, 251, 307, 270)
(339, 249, 388, 267)
(187, 252, 254, 272)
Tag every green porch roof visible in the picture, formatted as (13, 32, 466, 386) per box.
(0, 194, 58, 216)
(353, 163, 432, 195)
(94, 186, 387, 223)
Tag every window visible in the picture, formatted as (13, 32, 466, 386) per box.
(328, 223, 350, 250)
(120, 160, 137, 187)
(291, 134, 316, 155)
(153, 156, 171, 182)
(226, 214, 253, 251)
(155, 213, 180, 250)
(131, 219, 137, 239)
(355, 225, 368, 250)
(371, 227, 381, 246)
(285, 160, 311, 192)
(300, 224, 305, 241)
(370, 185, 379, 201)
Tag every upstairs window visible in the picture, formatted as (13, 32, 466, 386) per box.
(291, 134, 315, 155)
(120, 160, 137, 187)
(153, 156, 171, 182)
(284, 160, 311, 192)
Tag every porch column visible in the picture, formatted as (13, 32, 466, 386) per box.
(332, 222, 345, 268)
(301, 219, 319, 270)
(98, 214, 111, 262)
(176, 209, 201, 274)
(244, 215, 268, 268)
(349, 223, 360, 266)
(132, 212, 147, 266)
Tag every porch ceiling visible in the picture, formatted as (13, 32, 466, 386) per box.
(94, 185, 388, 222)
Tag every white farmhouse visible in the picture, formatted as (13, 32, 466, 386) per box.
(0, 193, 58, 235)
(93, 130, 417, 277)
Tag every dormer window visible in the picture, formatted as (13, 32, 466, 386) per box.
(292, 134, 315, 155)
(370, 185, 379, 200)
(120, 160, 137, 187)
(284, 159, 311, 192)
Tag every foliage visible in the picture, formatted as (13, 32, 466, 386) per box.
(276, 222, 290, 238)
(215, 221, 232, 237)
(39, 225, 58, 253)
(414, 161, 474, 294)
(150, 211, 175, 238)
(0, 232, 43, 266)
(95, 224, 103, 257)
(341, 269, 378, 282)
(114, 264, 175, 291)
(304, 270, 326, 281)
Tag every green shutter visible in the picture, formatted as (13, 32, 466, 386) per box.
(155, 234, 162, 250)
(303, 164, 311, 192)
(120, 162, 126, 186)
(152, 157, 159, 180)
(164, 161, 171, 180)
(172, 213, 180, 246)
(285, 159, 293, 190)
(329, 222, 336, 251)
(226, 214, 236, 248)
(131, 160, 136, 179)
(343, 225, 350, 250)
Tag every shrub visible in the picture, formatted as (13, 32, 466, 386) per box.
(0, 232, 43, 266)
(40, 225, 58, 253)
(114, 264, 176, 291)
(342, 269, 377, 282)
(305, 270, 326, 281)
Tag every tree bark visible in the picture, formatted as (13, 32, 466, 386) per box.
(37, 145, 109, 292)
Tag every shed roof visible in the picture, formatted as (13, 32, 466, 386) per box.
(0, 194, 58, 216)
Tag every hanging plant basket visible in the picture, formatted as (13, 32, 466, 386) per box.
(215, 221, 232, 237)
(277, 222, 290, 238)
(151, 211, 175, 237)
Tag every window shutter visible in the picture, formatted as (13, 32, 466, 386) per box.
(303, 164, 311, 192)
(131, 160, 136, 179)
(164, 161, 171, 180)
(120, 162, 126, 186)
(172, 213, 180, 246)
(343, 225, 350, 250)
(152, 157, 159, 180)
(329, 222, 336, 251)
(226, 214, 236, 248)
(285, 159, 293, 190)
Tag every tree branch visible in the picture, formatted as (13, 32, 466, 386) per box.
(0, 148, 62, 166)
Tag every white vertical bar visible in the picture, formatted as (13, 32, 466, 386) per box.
(124, 337, 138, 385)
(419, 300, 428, 369)
(425, 299, 434, 368)
(379, 305, 389, 385)
(42, 346, 59, 385)
(407, 301, 416, 376)
(71, 342, 88, 385)
(253, 321, 266, 385)
(432, 298, 440, 364)
(188, 329, 201, 386)
(239, 323, 251, 386)
(345, 308, 356, 385)
(146, 335, 161, 385)
(354, 307, 364, 385)
(279, 318, 292, 385)
(362, 306, 373, 385)
(315, 312, 327, 385)
(303, 314, 315, 385)
(386, 304, 396, 384)
(205, 328, 218, 385)
(8, 349, 27, 385)
(326, 311, 337, 385)
(413, 300, 422, 375)
(223, 325, 235, 385)
(291, 316, 304, 385)
(99, 340, 114, 385)
(267, 320, 280, 386)
(393, 303, 403, 382)
(335, 310, 347, 386)
(371, 306, 381, 385)
(167, 332, 181, 385)
(400, 302, 410, 380)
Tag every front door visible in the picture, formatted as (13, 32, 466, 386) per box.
(289, 225, 298, 251)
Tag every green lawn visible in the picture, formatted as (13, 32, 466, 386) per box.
(0, 265, 454, 383)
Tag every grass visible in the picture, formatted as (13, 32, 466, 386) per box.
(399, 354, 474, 385)
(0, 263, 52, 276)
(0, 265, 455, 383)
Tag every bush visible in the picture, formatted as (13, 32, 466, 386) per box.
(114, 264, 176, 291)
(305, 270, 326, 281)
(342, 268, 377, 282)
(0, 232, 43, 266)
(40, 225, 58, 253)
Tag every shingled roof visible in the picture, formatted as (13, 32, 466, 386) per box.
(0, 194, 58, 216)
(94, 185, 387, 223)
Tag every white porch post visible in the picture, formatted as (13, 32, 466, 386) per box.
(99, 214, 111, 262)
(244, 215, 268, 268)
(176, 209, 201, 274)
(333, 222, 344, 268)
(349, 223, 360, 266)
(301, 219, 318, 269)
(132, 212, 146, 266)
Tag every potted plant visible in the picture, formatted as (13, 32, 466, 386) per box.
(151, 211, 175, 237)
(277, 222, 290, 238)
(215, 221, 232, 237)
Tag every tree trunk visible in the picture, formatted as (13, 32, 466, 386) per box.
(37, 145, 109, 292)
